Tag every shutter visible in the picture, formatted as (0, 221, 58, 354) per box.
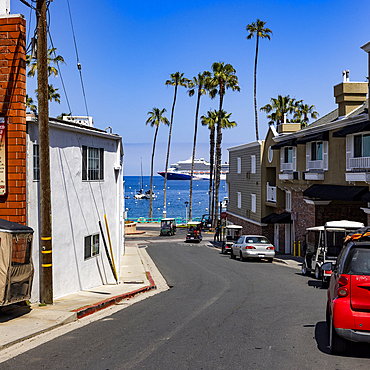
(293, 147, 297, 171)
(82, 146, 87, 180)
(280, 148, 284, 172)
(306, 143, 311, 171)
(346, 135, 352, 171)
(323, 141, 329, 170)
(251, 155, 256, 174)
(100, 148, 104, 180)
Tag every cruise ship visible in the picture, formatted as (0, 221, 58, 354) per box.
(158, 157, 229, 180)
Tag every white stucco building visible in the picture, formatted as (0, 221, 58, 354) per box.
(27, 115, 124, 300)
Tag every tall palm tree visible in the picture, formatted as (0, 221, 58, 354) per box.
(26, 47, 65, 78)
(209, 62, 240, 225)
(163, 72, 190, 217)
(201, 110, 237, 222)
(246, 19, 272, 141)
(146, 107, 170, 219)
(298, 103, 319, 128)
(36, 84, 61, 104)
(260, 95, 296, 126)
(187, 71, 211, 221)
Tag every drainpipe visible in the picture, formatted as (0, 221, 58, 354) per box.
(361, 41, 370, 121)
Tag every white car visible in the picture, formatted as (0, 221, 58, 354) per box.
(230, 235, 275, 262)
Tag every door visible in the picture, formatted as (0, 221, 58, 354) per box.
(274, 224, 279, 252)
(285, 224, 292, 254)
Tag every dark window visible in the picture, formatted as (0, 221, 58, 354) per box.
(33, 144, 40, 181)
(354, 135, 362, 158)
(311, 141, 323, 161)
(343, 247, 370, 275)
(354, 134, 370, 158)
(82, 146, 104, 181)
(84, 234, 100, 260)
(284, 147, 293, 163)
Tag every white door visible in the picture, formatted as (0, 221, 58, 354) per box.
(285, 224, 292, 254)
(274, 224, 279, 252)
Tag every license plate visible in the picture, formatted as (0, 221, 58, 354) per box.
(258, 254, 264, 257)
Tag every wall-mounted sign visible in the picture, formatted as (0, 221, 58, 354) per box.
(0, 117, 7, 196)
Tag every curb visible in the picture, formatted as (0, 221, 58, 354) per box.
(72, 271, 157, 319)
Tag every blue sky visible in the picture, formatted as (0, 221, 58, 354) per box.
(11, 0, 370, 175)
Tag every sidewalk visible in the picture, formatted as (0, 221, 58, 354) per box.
(0, 241, 157, 351)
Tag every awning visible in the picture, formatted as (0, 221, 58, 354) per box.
(361, 192, 370, 203)
(261, 211, 292, 224)
(296, 131, 329, 144)
(303, 184, 368, 201)
(271, 138, 297, 150)
(332, 120, 370, 137)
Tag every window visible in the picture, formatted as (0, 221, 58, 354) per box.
(251, 155, 256, 174)
(284, 147, 293, 163)
(354, 134, 370, 158)
(311, 141, 323, 161)
(286, 190, 291, 212)
(237, 157, 241, 174)
(33, 144, 40, 181)
(82, 146, 104, 180)
(84, 234, 100, 259)
(237, 192, 241, 208)
(268, 146, 273, 163)
(251, 193, 256, 213)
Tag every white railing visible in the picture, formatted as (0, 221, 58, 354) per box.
(267, 183, 276, 203)
(307, 160, 324, 170)
(281, 162, 293, 171)
(349, 156, 370, 169)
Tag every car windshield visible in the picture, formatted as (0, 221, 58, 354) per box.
(161, 221, 171, 228)
(343, 247, 370, 275)
(245, 236, 270, 244)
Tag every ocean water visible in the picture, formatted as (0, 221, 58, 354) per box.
(124, 176, 227, 220)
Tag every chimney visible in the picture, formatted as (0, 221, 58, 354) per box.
(334, 70, 368, 117)
(361, 41, 370, 121)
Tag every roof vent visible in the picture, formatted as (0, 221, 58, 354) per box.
(63, 116, 94, 127)
(342, 70, 350, 82)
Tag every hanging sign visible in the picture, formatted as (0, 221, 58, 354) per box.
(0, 117, 7, 196)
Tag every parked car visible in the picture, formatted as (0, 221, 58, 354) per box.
(323, 229, 370, 354)
(302, 220, 364, 288)
(230, 235, 274, 262)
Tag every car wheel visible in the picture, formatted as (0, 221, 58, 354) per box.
(267, 258, 273, 263)
(221, 246, 225, 254)
(315, 265, 321, 280)
(230, 250, 236, 259)
(240, 252, 245, 262)
(326, 302, 330, 328)
(302, 263, 308, 275)
(330, 317, 347, 354)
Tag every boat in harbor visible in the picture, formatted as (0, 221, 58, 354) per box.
(158, 157, 228, 181)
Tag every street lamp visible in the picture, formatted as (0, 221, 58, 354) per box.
(185, 201, 188, 224)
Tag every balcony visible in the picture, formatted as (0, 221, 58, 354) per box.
(281, 162, 293, 171)
(307, 160, 324, 170)
(266, 183, 276, 203)
(349, 156, 370, 170)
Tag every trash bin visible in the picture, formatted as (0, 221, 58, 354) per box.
(0, 218, 34, 307)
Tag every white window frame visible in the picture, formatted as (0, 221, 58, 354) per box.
(251, 193, 256, 213)
(82, 146, 104, 181)
(33, 143, 40, 181)
(237, 157, 241, 174)
(251, 155, 256, 174)
(306, 141, 328, 171)
(280, 146, 296, 171)
(84, 233, 100, 260)
(285, 190, 291, 212)
(237, 192, 241, 209)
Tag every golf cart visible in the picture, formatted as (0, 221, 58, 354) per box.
(160, 218, 176, 236)
(200, 214, 212, 231)
(302, 220, 364, 287)
(185, 221, 202, 243)
(221, 224, 243, 254)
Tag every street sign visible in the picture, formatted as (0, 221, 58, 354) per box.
(221, 212, 227, 219)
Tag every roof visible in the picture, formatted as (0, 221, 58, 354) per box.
(225, 225, 243, 229)
(325, 220, 364, 229)
(261, 211, 292, 224)
(332, 120, 370, 137)
(303, 184, 368, 201)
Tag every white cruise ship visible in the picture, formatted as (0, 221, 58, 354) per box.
(158, 157, 229, 180)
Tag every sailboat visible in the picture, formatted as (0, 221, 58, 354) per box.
(134, 158, 146, 200)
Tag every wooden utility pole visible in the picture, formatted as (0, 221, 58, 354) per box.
(37, 0, 53, 304)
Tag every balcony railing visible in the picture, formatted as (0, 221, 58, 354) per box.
(349, 156, 370, 169)
(267, 183, 276, 203)
(281, 162, 293, 171)
(307, 160, 324, 170)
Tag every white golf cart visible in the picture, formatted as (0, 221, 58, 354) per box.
(221, 224, 243, 254)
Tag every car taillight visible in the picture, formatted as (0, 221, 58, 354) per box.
(245, 246, 256, 249)
(338, 287, 349, 297)
(266, 246, 274, 250)
(337, 274, 349, 298)
(339, 275, 349, 286)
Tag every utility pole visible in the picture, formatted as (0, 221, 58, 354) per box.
(37, 0, 53, 304)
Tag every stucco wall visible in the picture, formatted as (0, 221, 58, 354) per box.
(27, 120, 123, 300)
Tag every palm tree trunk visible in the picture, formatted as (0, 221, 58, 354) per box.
(209, 125, 215, 221)
(214, 89, 224, 227)
(254, 35, 260, 141)
(164, 83, 178, 217)
(189, 88, 201, 221)
(149, 126, 159, 219)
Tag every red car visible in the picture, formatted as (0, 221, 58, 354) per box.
(324, 235, 370, 354)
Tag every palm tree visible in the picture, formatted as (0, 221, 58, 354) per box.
(36, 84, 61, 104)
(201, 110, 237, 222)
(26, 47, 65, 78)
(26, 94, 37, 114)
(146, 108, 170, 219)
(260, 95, 296, 126)
(298, 103, 319, 128)
(163, 72, 190, 217)
(209, 62, 240, 225)
(246, 19, 272, 141)
(187, 71, 211, 221)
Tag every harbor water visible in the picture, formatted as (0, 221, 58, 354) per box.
(124, 176, 228, 221)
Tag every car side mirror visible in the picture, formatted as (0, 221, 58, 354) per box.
(321, 262, 334, 271)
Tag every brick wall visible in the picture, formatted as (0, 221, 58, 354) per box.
(315, 203, 367, 226)
(291, 191, 315, 242)
(0, 15, 26, 224)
